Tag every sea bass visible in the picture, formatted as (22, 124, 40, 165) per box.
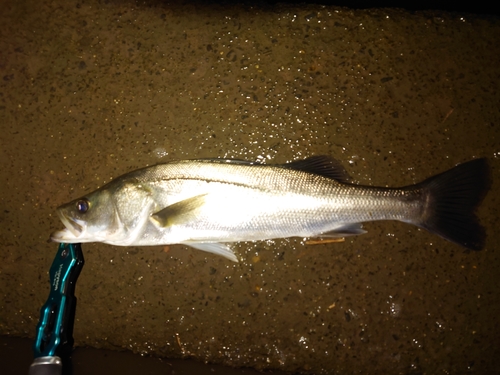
(51, 156, 490, 262)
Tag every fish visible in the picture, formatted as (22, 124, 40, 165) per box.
(50, 156, 491, 262)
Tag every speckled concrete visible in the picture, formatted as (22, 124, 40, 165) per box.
(1, 1, 499, 374)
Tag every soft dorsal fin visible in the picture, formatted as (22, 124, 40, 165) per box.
(281, 156, 352, 183)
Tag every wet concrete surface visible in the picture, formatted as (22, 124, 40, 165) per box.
(1, 0, 499, 374)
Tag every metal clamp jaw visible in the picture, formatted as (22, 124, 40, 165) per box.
(30, 243, 84, 375)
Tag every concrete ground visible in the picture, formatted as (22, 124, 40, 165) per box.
(1, 1, 499, 374)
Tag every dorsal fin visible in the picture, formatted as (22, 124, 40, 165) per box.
(195, 158, 257, 166)
(194, 156, 351, 182)
(281, 156, 352, 183)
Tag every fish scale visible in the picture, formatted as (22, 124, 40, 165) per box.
(51, 156, 490, 261)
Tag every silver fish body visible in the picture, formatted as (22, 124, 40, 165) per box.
(51, 156, 490, 261)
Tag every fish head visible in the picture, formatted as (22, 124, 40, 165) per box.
(50, 187, 122, 243)
(50, 179, 153, 244)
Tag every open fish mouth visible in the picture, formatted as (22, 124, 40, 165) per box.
(57, 210, 85, 237)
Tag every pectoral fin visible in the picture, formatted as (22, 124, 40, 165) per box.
(151, 194, 207, 227)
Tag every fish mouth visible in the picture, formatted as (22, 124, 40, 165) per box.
(57, 210, 86, 237)
(50, 210, 87, 243)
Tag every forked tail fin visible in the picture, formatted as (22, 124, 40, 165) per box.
(416, 158, 491, 250)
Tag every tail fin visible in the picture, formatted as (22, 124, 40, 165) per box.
(416, 158, 491, 250)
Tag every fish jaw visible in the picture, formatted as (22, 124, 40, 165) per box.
(57, 208, 85, 236)
(50, 208, 90, 243)
(50, 227, 81, 243)
(50, 227, 102, 243)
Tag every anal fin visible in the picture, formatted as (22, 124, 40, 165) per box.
(315, 223, 367, 238)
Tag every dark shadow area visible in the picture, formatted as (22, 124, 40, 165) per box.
(143, 0, 500, 16)
(2, 336, 287, 375)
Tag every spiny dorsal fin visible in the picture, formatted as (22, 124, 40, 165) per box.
(194, 158, 257, 166)
(194, 156, 352, 182)
(281, 156, 352, 183)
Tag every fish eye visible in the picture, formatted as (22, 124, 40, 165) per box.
(76, 199, 90, 214)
